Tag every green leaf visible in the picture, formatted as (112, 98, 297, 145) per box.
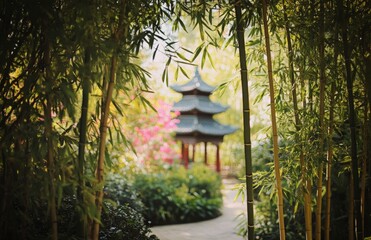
(179, 66, 189, 79)
(176, 52, 189, 61)
(112, 99, 123, 116)
(174, 67, 179, 81)
(201, 47, 207, 68)
(206, 50, 215, 69)
(191, 43, 204, 62)
(152, 44, 159, 60)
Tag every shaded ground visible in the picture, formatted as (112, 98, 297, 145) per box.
(151, 178, 247, 240)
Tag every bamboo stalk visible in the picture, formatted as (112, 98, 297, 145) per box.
(361, 10, 370, 240)
(235, 4, 254, 239)
(349, 173, 354, 240)
(324, 71, 336, 240)
(261, 0, 286, 239)
(315, 0, 326, 238)
(360, 101, 368, 240)
(339, 0, 362, 238)
(282, 1, 312, 238)
(43, 30, 58, 240)
(91, 1, 128, 238)
(77, 48, 91, 238)
(91, 55, 117, 240)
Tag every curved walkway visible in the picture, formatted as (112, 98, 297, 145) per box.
(151, 178, 247, 240)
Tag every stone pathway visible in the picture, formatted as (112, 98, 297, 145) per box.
(151, 178, 247, 240)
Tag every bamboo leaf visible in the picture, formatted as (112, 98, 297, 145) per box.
(206, 50, 215, 69)
(201, 47, 207, 68)
(179, 66, 189, 79)
(191, 43, 204, 62)
(152, 44, 159, 60)
(174, 66, 179, 81)
(176, 52, 189, 61)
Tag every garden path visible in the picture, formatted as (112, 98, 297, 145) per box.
(151, 178, 246, 240)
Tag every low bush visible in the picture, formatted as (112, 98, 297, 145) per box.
(27, 174, 157, 240)
(104, 173, 145, 212)
(102, 173, 158, 240)
(133, 164, 223, 225)
(100, 203, 158, 240)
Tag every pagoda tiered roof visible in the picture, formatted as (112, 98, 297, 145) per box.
(169, 68, 237, 172)
(172, 95, 229, 114)
(176, 115, 237, 136)
(170, 68, 237, 144)
(170, 68, 215, 94)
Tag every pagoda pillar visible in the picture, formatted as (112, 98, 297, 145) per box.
(204, 142, 208, 165)
(191, 144, 196, 163)
(181, 142, 184, 163)
(216, 144, 221, 173)
(183, 143, 189, 169)
(170, 68, 237, 173)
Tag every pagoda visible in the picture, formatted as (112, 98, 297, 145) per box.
(170, 68, 237, 172)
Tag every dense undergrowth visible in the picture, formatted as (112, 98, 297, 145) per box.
(21, 164, 223, 239)
(134, 164, 223, 225)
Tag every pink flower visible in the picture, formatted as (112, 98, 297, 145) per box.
(130, 98, 179, 166)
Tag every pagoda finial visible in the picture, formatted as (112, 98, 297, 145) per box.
(170, 66, 215, 94)
(195, 66, 200, 75)
(194, 66, 201, 83)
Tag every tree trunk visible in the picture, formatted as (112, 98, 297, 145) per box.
(77, 48, 91, 238)
(324, 59, 337, 240)
(261, 0, 286, 239)
(339, 0, 362, 238)
(315, 0, 326, 239)
(282, 1, 312, 238)
(235, 4, 254, 239)
(361, 20, 371, 239)
(359, 100, 369, 239)
(349, 173, 354, 240)
(43, 29, 58, 240)
(91, 55, 117, 240)
(91, 1, 128, 238)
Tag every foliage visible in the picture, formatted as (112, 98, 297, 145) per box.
(0, 0, 195, 238)
(104, 173, 145, 213)
(26, 175, 157, 240)
(130, 99, 181, 166)
(133, 164, 223, 225)
(1, 0, 370, 239)
(237, 193, 306, 240)
(102, 173, 158, 240)
(100, 204, 159, 240)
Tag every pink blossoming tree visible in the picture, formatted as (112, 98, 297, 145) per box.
(132, 100, 180, 166)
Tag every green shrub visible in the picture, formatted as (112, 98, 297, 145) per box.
(100, 204, 159, 240)
(27, 174, 157, 240)
(133, 164, 223, 225)
(104, 173, 145, 212)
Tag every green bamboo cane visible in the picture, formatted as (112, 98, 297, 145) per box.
(261, 0, 286, 239)
(235, 4, 254, 240)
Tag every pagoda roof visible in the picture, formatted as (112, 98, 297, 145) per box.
(170, 68, 215, 94)
(172, 95, 228, 114)
(175, 115, 237, 136)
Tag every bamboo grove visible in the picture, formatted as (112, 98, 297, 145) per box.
(0, 1, 188, 239)
(229, 0, 370, 239)
(0, 0, 370, 240)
